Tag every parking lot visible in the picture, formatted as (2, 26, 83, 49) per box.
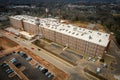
(0, 51, 53, 80)
(0, 66, 20, 80)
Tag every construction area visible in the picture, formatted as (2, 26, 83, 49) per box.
(33, 39, 83, 66)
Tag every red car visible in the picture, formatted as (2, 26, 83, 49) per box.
(31, 47, 34, 50)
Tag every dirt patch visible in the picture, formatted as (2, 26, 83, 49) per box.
(72, 21, 88, 28)
(33, 39, 83, 66)
(0, 36, 18, 50)
(32, 39, 49, 48)
(61, 50, 83, 64)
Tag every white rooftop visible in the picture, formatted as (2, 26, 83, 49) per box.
(10, 15, 110, 47)
(5, 27, 19, 35)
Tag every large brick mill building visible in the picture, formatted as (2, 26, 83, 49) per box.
(9, 15, 112, 58)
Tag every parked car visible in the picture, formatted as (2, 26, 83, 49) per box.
(18, 51, 25, 56)
(96, 67, 101, 74)
(1, 63, 8, 68)
(12, 51, 16, 54)
(37, 65, 41, 69)
(18, 51, 28, 58)
(88, 57, 92, 61)
(31, 47, 34, 50)
(38, 66, 45, 71)
(41, 69, 48, 74)
(22, 54, 28, 58)
(14, 36, 17, 38)
(6, 69, 14, 74)
(38, 49, 41, 51)
(48, 73, 54, 78)
(15, 63, 22, 68)
(45, 71, 51, 76)
(26, 57, 32, 61)
(10, 58, 17, 63)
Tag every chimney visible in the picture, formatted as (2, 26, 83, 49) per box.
(109, 32, 113, 40)
(21, 18, 24, 30)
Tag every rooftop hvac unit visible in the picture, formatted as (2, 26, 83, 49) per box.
(99, 39, 102, 42)
(89, 36, 92, 39)
(73, 27, 77, 31)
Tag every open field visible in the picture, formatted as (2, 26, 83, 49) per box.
(72, 21, 89, 28)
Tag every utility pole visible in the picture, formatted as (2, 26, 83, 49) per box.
(45, 8, 49, 18)
(58, 9, 61, 22)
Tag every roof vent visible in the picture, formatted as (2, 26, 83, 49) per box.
(73, 27, 77, 31)
(68, 26, 70, 28)
(97, 32, 101, 35)
(66, 30, 68, 32)
(72, 32, 75, 34)
(99, 39, 102, 42)
(76, 33, 79, 35)
(81, 33, 84, 36)
(89, 31, 92, 33)
(89, 36, 92, 39)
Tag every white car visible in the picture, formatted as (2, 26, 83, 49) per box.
(38, 66, 45, 71)
(96, 67, 101, 73)
(48, 73, 54, 78)
(45, 72, 51, 76)
(10, 58, 17, 63)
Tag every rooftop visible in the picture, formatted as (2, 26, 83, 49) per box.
(10, 15, 110, 47)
